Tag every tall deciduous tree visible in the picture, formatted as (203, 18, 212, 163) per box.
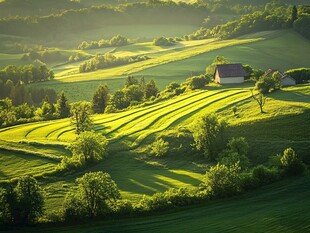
(68, 131, 108, 165)
(193, 113, 226, 161)
(144, 80, 159, 99)
(64, 171, 121, 219)
(70, 101, 92, 134)
(92, 84, 110, 114)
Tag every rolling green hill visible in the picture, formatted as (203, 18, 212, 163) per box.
(0, 84, 309, 210)
(11, 176, 310, 233)
(33, 30, 310, 102)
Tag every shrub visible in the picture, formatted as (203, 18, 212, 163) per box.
(252, 165, 279, 186)
(280, 148, 304, 176)
(218, 151, 249, 170)
(201, 163, 242, 198)
(153, 37, 175, 46)
(150, 138, 169, 157)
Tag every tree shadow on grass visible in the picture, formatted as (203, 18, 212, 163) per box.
(268, 88, 310, 103)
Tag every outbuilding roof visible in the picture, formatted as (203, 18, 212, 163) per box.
(216, 64, 247, 78)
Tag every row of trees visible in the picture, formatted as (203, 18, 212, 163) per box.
(78, 35, 129, 50)
(79, 54, 149, 73)
(187, 2, 296, 40)
(0, 64, 54, 85)
(21, 50, 67, 64)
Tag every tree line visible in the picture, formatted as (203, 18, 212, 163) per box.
(79, 54, 149, 73)
(78, 35, 129, 50)
(187, 2, 304, 40)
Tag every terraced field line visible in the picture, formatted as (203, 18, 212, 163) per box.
(107, 91, 228, 139)
(102, 91, 217, 136)
(109, 90, 242, 144)
(130, 91, 250, 147)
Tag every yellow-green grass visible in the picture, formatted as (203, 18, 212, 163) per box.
(134, 30, 310, 83)
(33, 30, 310, 102)
(54, 38, 259, 81)
(0, 85, 309, 211)
(12, 176, 310, 233)
(0, 53, 23, 69)
(0, 150, 57, 182)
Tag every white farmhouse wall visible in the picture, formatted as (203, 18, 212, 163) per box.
(215, 70, 220, 83)
(219, 76, 244, 84)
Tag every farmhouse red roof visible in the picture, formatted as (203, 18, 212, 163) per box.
(216, 64, 247, 78)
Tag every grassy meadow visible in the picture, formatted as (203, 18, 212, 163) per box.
(30, 30, 310, 102)
(0, 84, 309, 211)
(11, 176, 310, 233)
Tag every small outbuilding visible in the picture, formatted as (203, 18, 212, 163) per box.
(264, 69, 296, 87)
(214, 64, 246, 84)
(281, 74, 296, 86)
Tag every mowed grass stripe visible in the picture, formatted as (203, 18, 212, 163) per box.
(131, 91, 250, 146)
(105, 90, 228, 138)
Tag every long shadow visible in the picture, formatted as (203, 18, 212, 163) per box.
(267, 88, 310, 103)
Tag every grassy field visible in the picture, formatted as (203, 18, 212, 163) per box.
(0, 84, 309, 210)
(31, 30, 310, 102)
(11, 176, 310, 233)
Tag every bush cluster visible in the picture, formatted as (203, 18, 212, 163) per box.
(78, 35, 129, 50)
(79, 54, 149, 73)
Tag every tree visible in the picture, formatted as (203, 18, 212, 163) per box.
(192, 113, 226, 160)
(110, 90, 128, 110)
(40, 95, 56, 119)
(206, 56, 229, 76)
(227, 137, 249, 156)
(64, 171, 121, 219)
(201, 163, 241, 198)
(251, 89, 267, 113)
(68, 131, 108, 165)
(70, 101, 92, 134)
(150, 138, 169, 157)
(144, 80, 159, 99)
(56, 91, 70, 118)
(292, 5, 298, 23)
(125, 76, 138, 88)
(124, 84, 144, 104)
(92, 84, 110, 114)
(280, 148, 304, 176)
(0, 176, 45, 225)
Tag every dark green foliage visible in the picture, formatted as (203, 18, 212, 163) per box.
(187, 75, 210, 90)
(153, 37, 176, 46)
(78, 35, 129, 50)
(280, 148, 304, 176)
(56, 91, 70, 118)
(293, 13, 310, 39)
(0, 64, 53, 85)
(0, 176, 44, 225)
(144, 80, 159, 99)
(201, 163, 242, 198)
(79, 54, 148, 73)
(92, 85, 110, 114)
(252, 165, 279, 186)
(138, 187, 199, 212)
(70, 101, 93, 134)
(291, 5, 298, 23)
(21, 50, 67, 63)
(67, 131, 108, 165)
(64, 171, 121, 219)
(284, 68, 310, 84)
(40, 96, 56, 120)
(188, 2, 293, 40)
(193, 113, 226, 160)
(255, 72, 281, 94)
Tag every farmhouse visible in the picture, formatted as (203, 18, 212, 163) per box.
(264, 69, 296, 86)
(214, 64, 247, 84)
